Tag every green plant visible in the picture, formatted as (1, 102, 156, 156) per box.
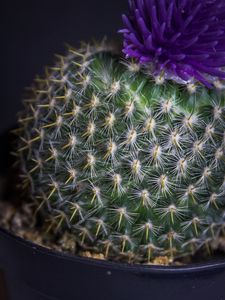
(15, 41, 225, 263)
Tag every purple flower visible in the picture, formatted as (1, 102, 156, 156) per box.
(120, 0, 225, 87)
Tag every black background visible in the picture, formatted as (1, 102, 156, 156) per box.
(0, 0, 128, 132)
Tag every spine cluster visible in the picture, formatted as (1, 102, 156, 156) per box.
(15, 42, 225, 263)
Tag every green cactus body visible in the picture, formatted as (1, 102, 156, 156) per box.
(17, 43, 225, 263)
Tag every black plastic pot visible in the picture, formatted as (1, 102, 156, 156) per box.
(0, 228, 225, 300)
(1, 130, 225, 300)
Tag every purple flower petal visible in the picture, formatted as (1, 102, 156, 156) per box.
(119, 0, 225, 86)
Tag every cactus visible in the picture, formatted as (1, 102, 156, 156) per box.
(15, 1, 225, 264)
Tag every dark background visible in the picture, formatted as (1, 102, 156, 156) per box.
(0, 0, 128, 132)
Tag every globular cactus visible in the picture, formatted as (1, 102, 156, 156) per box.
(15, 0, 225, 263)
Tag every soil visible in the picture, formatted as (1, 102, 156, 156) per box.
(0, 171, 225, 266)
(0, 197, 171, 265)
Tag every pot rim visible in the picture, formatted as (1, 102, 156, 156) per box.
(1, 227, 225, 274)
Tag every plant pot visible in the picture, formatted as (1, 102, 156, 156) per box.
(0, 130, 225, 300)
(0, 228, 225, 300)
